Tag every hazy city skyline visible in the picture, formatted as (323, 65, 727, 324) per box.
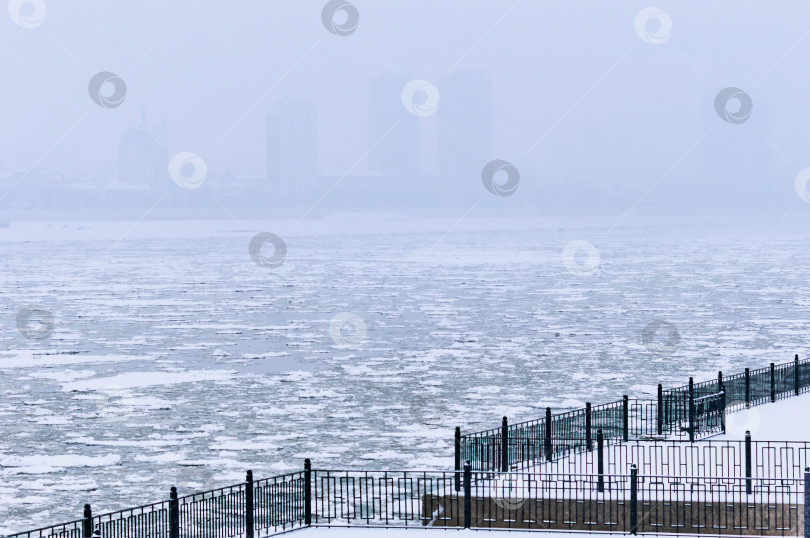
(3, 1, 810, 215)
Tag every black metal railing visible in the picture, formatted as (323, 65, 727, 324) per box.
(7, 355, 810, 538)
(459, 355, 810, 472)
(4, 469, 307, 538)
(8, 462, 810, 537)
(512, 436, 810, 482)
(308, 465, 810, 536)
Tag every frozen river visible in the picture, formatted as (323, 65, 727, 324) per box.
(2, 215, 810, 531)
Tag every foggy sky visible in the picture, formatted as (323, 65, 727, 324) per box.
(2, 1, 810, 212)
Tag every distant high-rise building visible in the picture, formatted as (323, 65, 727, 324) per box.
(438, 70, 492, 189)
(368, 74, 420, 178)
(266, 97, 317, 192)
(117, 117, 167, 192)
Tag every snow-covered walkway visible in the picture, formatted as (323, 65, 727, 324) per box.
(715, 395, 810, 442)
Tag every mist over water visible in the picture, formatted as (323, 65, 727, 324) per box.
(3, 0, 810, 533)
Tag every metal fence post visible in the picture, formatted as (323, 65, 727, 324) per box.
(771, 362, 776, 402)
(544, 407, 553, 462)
(304, 459, 312, 526)
(688, 378, 695, 443)
(718, 370, 723, 392)
(745, 431, 752, 495)
(657, 384, 663, 436)
(597, 429, 604, 493)
(455, 427, 461, 491)
(585, 402, 592, 451)
(745, 367, 751, 407)
(245, 470, 254, 538)
(501, 417, 509, 472)
(720, 386, 726, 434)
(630, 465, 638, 535)
(82, 504, 92, 538)
(463, 461, 472, 529)
(804, 467, 810, 538)
(796, 354, 800, 396)
(622, 395, 629, 442)
(169, 487, 180, 538)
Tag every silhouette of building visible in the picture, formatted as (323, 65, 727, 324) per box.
(266, 97, 317, 192)
(438, 70, 492, 190)
(368, 74, 420, 178)
(117, 117, 167, 192)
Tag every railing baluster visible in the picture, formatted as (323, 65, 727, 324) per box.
(454, 427, 461, 491)
(501, 417, 509, 472)
(82, 504, 92, 538)
(622, 395, 629, 442)
(745, 367, 751, 407)
(463, 462, 472, 529)
(745, 431, 752, 495)
(629, 465, 638, 535)
(169, 487, 179, 538)
(585, 402, 592, 451)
